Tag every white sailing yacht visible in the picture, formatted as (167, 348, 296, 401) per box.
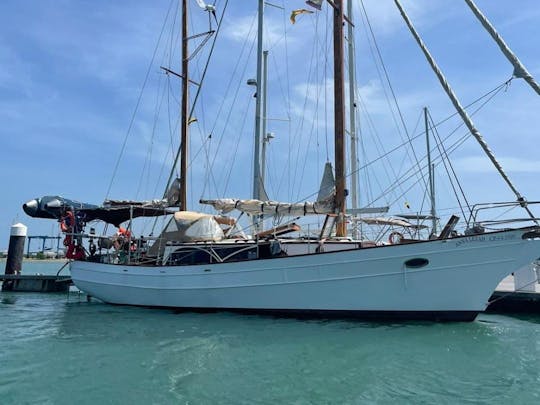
(27, 0, 540, 321)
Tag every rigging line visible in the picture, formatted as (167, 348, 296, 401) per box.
(490, 205, 519, 222)
(281, 0, 292, 173)
(210, 37, 257, 196)
(429, 80, 509, 218)
(274, 8, 324, 199)
(166, 77, 182, 106)
(355, 95, 409, 204)
(394, 0, 536, 223)
(267, 51, 291, 197)
(189, 21, 213, 206)
(163, 0, 230, 197)
(166, 77, 180, 178)
(367, 82, 505, 211)
(357, 117, 374, 205)
(148, 2, 180, 198)
(356, 100, 392, 204)
(370, 128, 473, 210)
(358, 11, 404, 143)
(168, 0, 180, 68)
(403, 110, 426, 212)
(373, 121, 479, 215)
(135, 70, 168, 200)
(425, 79, 512, 131)
(297, 74, 324, 202)
(198, 7, 256, 195)
(105, 0, 175, 200)
(324, 4, 330, 163)
(356, 7, 406, 149)
(359, 0, 429, 196)
(154, 69, 180, 199)
(222, 95, 255, 196)
(189, 1, 228, 127)
(432, 130, 469, 220)
(358, 43, 416, 205)
(209, 8, 255, 136)
(429, 112, 470, 219)
(290, 25, 319, 201)
(314, 8, 320, 214)
(345, 79, 513, 182)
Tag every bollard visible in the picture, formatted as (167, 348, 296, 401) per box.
(5, 223, 27, 276)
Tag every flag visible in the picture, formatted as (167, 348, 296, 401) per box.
(290, 9, 313, 24)
(306, 0, 323, 10)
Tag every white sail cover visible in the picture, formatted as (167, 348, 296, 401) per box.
(200, 194, 335, 216)
(355, 216, 428, 230)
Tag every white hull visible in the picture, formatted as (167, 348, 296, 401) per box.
(70, 228, 540, 321)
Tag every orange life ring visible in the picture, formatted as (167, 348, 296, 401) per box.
(60, 211, 75, 233)
(388, 231, 404, 245)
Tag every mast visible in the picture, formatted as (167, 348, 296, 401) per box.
(250, 0, 265, 233)
(424, 107, 437, 234)
(394, 0, 536, 222)
(252, 0, 264, 203)
(334, 0, 347, 237)
(261, 50, 269, 185)
(347, 0, 358, 212)
(464, 0, 540, 96)
(180, 0, 189, 211)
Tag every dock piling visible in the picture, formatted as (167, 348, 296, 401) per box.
(3, 223, 27, 291)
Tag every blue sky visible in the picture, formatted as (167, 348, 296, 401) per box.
(1, 0, 540, 248)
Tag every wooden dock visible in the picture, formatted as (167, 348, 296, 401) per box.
(0, 274, 72, 292)
(488, 275, 540, 314)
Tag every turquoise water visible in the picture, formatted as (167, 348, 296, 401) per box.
(1, 262, 540, 404)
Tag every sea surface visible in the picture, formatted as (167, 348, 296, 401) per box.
(1, 261, 539, 404)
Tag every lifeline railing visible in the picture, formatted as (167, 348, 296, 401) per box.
(466, 200, 540, 230)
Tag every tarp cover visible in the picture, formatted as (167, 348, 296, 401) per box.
(162, 211, 224, 242)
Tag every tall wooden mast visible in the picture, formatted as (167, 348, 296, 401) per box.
(333, 0, 346, 237)
(180, 0, 189, 211)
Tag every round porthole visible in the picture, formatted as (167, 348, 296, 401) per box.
(404, 258, 429, 268)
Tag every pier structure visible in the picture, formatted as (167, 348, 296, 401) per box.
(26, 235, 62, 258)
(2, 224, 71, 292)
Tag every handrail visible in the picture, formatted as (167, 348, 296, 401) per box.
(467, 200, 540, 227)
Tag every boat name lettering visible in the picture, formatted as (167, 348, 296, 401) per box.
(455, 236, 486, 247)
(487, 234, 516, 242)
(455, 233, 516, 247)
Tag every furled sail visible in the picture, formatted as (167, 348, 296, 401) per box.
(355, 216, 428, 230)
(317, 162, 335, 202)
(200, 194, 335, 216)
(165, 177, 182, 206)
